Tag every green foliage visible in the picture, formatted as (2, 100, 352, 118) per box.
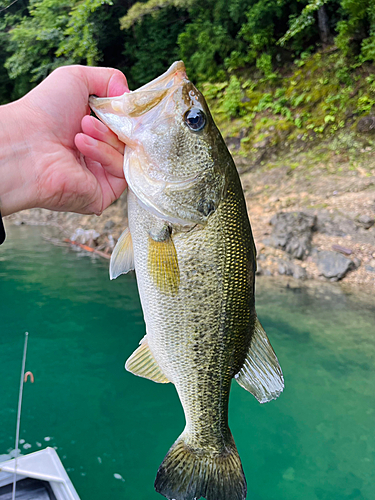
(239, 0, 285, 60)
(123, 6, 187, 88)
(335, 0, 375, 61)
(361, 33, 375, 62)
(1, 0, 123, 100)
(120, 0, 194, 30)
(356, 93, 375, 114)
(358, 2, 375, 63)
(221, 76, 242, 118)
(56, 0, 113, 66)
(176, 0, 305, 82)
(179, 19, 231, 82)
(256, 53, 277, 79)
(202, 48, 375, 161)
(176, 0, 252, 81)
(278, 0, 330, 46)
(0, 0, 374, 111)
(5, 0, 71, 84)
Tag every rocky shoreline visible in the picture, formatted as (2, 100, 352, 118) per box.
(6, 157, 375, 293)
(239, 157, 375, 292)
(257, 209, 374, 283)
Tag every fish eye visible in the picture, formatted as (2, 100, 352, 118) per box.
(184, 108, 206, 132)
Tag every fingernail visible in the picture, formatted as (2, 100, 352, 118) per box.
(109, 72, 129, 96)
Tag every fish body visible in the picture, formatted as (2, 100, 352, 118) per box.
(89, 62, 284, 500)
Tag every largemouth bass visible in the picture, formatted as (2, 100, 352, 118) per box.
(89, 61, 284, 500)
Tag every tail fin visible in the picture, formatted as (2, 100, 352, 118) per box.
(154, 435, 246, 500)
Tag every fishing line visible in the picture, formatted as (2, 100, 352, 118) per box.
(12, 331, 29, 500)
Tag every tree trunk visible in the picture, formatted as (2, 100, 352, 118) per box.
(318, 5, 331, 46)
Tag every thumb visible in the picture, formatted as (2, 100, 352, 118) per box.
(107, 70, 130, 97)
(78, 66, 129, 97)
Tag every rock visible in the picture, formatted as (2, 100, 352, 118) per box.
(315, 211, 357, 237)
(314, 250, 355, 281)
(352, 257, 361, 268)
(104, 220, 116, 230)
(266, 212, 316, 259)
(357, 115, 375, 133)
(357, 214, 374, 229)
(365, 265, 375, 273)
(278, 259, 307, 280)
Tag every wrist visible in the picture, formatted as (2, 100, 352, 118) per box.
(0, 99, 39, 216)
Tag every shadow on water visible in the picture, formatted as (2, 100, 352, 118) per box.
(1, 224, 375, 500)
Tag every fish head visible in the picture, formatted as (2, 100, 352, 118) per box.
(90, 61, 229, 226)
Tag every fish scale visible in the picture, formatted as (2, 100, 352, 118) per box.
(89, 60, 284, 500)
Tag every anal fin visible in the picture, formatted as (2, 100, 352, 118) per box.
(125, 337, 170, 384)
(235, 318, 284, 403)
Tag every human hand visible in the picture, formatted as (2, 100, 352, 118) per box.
(0, 65, 128, 216)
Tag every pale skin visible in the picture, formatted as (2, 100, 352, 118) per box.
(0, 65, 128, 217)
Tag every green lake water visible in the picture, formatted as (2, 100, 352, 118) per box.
(1, 223, 375, 500)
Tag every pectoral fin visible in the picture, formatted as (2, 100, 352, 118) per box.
(235, 318, 284, 403)
(148, 226, 180, 295)
(110, 228, 134, 280)
(125, 337, 170, 384)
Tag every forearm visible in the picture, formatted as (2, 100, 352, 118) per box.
(0, 99, 38, 216)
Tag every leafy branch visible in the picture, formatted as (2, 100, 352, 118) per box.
(278, 0, 331, 46)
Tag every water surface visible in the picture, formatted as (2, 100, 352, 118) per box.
(1, 224, 374, 500)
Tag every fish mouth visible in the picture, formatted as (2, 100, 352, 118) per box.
(136, 61, 187, 92)
(89, 61, 188, 138)
(89, 61, 187, 111)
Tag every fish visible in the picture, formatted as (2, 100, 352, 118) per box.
(89, 61, 284, 500)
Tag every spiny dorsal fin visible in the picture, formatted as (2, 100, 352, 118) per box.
(147, 232, 180, 295)
(125, 337, 170, 384)
(235, 318, 284, 403)
(110, 227, 134, 280)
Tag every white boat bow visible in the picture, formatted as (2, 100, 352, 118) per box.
(0, 447, 80, 500)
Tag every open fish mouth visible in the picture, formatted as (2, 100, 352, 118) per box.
(136, 60, 187, 92)
(89, 61, 187, 122)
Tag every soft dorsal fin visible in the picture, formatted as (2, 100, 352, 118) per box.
(147, 227, 180, 295)
(125, 337, 171, 384)
(110, 227, 134, 280)
(235, 318, 284, 403)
